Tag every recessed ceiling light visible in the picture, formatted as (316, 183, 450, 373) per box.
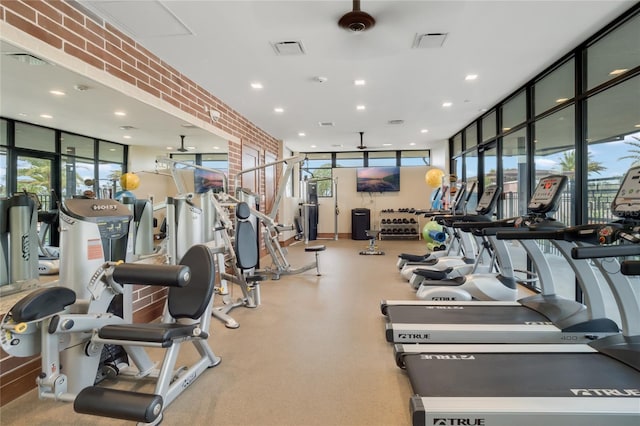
(310, 145, 317, 148)
(420, 129, 429, 133)
(49, 90, 65, 96)
(109, 148, 116, 151)
(356, 105, 366, 110)
(634, 124, 640, 128)
(502, 127, 511, 132)
(465, 74, 478, 81)
(213, 146, 220, 150)
(442, 102, 452, 108)
(298, 132, 306, 137)
(609, 69, 628, 76)
(187, 146, 196, 150)
(114, 111, 126, 116)
(166, 146, 173, 150)
(409, 142, 416, 146)
(40, 114, 52, 119)
(383, 143, 392, 146)
(18, 112, 27, 116)
(123, 135, 132, 139)
(555, 98, 569, 103)
(354, 79, 366, 86)
(250, 82, 263, 89)
(274, 107, 284, 113)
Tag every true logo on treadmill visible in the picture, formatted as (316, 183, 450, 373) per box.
(421, 354, 475, 360)
(524, 321, 552, 325)
(425, 306, 464, 310)
(570, 388, 640, 396)
(433, 418, 485, 425)
(398, 333, 430, 340)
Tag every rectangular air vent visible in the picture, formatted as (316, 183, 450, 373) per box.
(413, 33, 448, 49)
(271, 40, 306, 56)
(5, 53, 49, 66)
(318, 121, 334, 127)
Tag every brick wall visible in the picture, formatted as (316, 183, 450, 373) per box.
(0, 0, 282, 405)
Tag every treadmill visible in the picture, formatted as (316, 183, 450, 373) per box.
(393, 168, 640, 425)
(382, 175, 620, 344)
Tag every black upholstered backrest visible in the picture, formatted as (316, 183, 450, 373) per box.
(235, 202, 258, 270)
(168, 244, 215, 319)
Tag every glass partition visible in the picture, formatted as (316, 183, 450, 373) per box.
(534, 58, 575, 116)
(465, 123, 478, 150)
(501, 129, 528, 219)
(502, 90, 526, 132)
(62, 132, 94, 159)
(586, 75, 640, 223)
(15, 122, 55, 152)
(368, 151, 397, 166)
(533, 106, 576, 299)
(481, 111, 496, 142)
(586, 13, 640, 90)
(400, 150, 430, 166)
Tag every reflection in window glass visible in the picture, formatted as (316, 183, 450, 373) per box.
(534, 106, 576, 300)
(482, 112, 496, 142)
(502, 90, 526, 131)
(587, 76, 640, 223)
(368, 151, 397, 167)
(17, 155, 52, 208)
(15, 122, 55, 152)
(62, 133, 94, 158)
(401, 150, 430, 166)
(453, 133, 463, 156)
(99, 162, 123, 199)
(1, 118, 7, 146)
(61, 156, 95, 201)
(502, 129, 528, 218)
(335, 152, 363, 167)
(466, 123, 478, 149)
(99, 140, 125, 163)
(0, 147, 7, 197)
(302, 153, 333, 197)
(587, 13, 639, 90)
(534, 58, 575, 116)
(483, 146, 498, 187)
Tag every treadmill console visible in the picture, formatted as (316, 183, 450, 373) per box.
(611, 166, 640, 218)
(475, 185, 502, 216)
(527, 175, 568, 214)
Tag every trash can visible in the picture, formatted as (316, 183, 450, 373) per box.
(351, 208, 370, 240)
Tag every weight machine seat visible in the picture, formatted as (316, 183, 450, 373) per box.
(235, 202, 259, 270)
(305, 245, 326, 252)
(97, 244, 215, 346)
(9, 287, 76, 323)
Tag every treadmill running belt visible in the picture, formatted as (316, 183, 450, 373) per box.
(404, 352, 640, 397)
(386, 305, 547, 325)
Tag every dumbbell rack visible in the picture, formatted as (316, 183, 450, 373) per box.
(379, 209, 420, 240)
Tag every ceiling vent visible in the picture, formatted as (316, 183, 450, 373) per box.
(5, 53, 49, 66)
(413, 33, 448, 49)
(271, 40, 306, 56)
(388, 119, 405, 125)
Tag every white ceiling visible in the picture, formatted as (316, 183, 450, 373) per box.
(1, 1, 636, 155)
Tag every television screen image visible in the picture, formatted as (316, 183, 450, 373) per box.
(356, 167, 400, 192)
(194, 168, 225, 193)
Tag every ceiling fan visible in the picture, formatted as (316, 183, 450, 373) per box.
(176, 134, 188, 152)
(356, 131, 367, 150)
(339, 0, 375, 32)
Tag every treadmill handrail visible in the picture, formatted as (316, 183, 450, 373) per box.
(572, 244, 640, 259)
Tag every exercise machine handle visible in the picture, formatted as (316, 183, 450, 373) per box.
(621, 260, 640, 276)
(112, 263, 191, 287)
(571, 244, 640, 259)
(495, 229, 562, 240)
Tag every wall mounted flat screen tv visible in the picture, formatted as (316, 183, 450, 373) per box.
(194, 168, 225, 193)
(356, 166, 400, 192)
